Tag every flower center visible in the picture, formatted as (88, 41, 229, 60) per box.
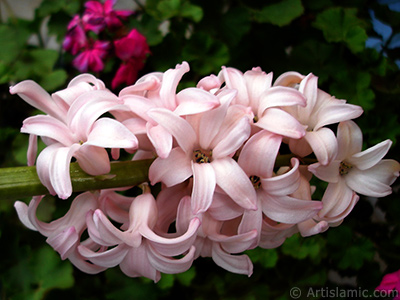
(250, 175, 261, 189)
(339, 161, 353, 175)
(192, 149, 212, 164)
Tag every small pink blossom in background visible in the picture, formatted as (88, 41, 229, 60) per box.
(63, 15, 87, 55)
(376, 269, 400, 300)
(72, 40, 109, 72)
(11, 62, 400, 281)
(83, 0, 132, 33)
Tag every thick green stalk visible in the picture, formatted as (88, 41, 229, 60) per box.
(0, 159, 153, 200)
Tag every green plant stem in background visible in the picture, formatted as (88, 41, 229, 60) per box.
(0, 159, 154, 200)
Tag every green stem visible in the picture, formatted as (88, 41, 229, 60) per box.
(0, 159, 153, 200)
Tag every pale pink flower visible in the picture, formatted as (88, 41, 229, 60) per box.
(79, 191, 200, 282)
(21, 89, 138, 198)
(274, 72, 363, 165)
(14, 192, 106, 274)
(148, 89, 257, 214)
(218, 66, 307, 139)
(119, 62, 220, 158)
(10, 74, 107, 165)
(176, 196, 256, 276)
(309, 120, 400, 225)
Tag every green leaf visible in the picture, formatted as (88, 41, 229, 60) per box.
(175, 267, 196, 286)
(39, 69, 68, 91)
(129, 15, 165, 46)
(313, 7, 368, 53)
(246, 248, 278, 268)
(0, 25, 30, 65)
(253, 0, 304, 26)
(180, 2, 203, 22)
(221, 7, 251, 46)
(281, 234, 325, 262)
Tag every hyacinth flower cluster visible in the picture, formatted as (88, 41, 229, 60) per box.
(63, 0, 150, 89)
(11, 62, 400, 282)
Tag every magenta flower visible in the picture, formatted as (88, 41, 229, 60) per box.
(112, 29, 150, 89)
(83, 0, 132, 33)
(73, 40, 110, 72)
(376, 270, 400, 300)
(63, 15, 88, 55)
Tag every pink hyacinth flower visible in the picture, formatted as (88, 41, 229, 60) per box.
(79, 191, 200, 282)
(309, 120, 400, 225)
(274, 72, 363, 165)
(21, 89, 138, 199)
(83, 0, 132, 33)
(14, 192, 106, 274)
(148, 89, 257, 214)
(73, 40, 109, 72)
(218, 66, 307, 139)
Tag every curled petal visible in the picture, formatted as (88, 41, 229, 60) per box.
(336, 120, 363, 160)
(146, 123, 173, 159)
(298, 219, 329, 237)
(303, 128, 338, 166)
(273, 71, 304, 87)
(78, 244, 130, 268)
(211, 243, 253, 276)
(308, 161, 341, 183)
(47, 226, 79, 260)
(75, 145, 110, 175)
(219, 67, 249, 106)
(175, 87, 220, 115)
(258, 86, 306, 115)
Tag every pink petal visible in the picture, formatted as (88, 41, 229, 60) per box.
(243, 67, 273, 111)
(261, 158, 301, 196)
(175, 87, 220, 115)
(36, 143, 81, 199)
(303, 128, 338, 165)
(212, 158, 257, 210)
(347, 139, 392, 170)
(298, 73, 318, 117)
(159, 62, 190, 110)
(75, 145, 110, 175)
(207, 191, 244, 221)
(198, 89, 235, 150)
(336, 120, 363, 160)
(298, 219, 329, 237)
(218, 67, 249, 106)
(149, 148, 192, 187)
(10, 80, 66, 120)
(27, 134, 38, 166)
(78, 244, 130, 268)
(314, 99, 363, 130)
(346, 160, 400, 197)
(273, 71, 304, 87)
(308, 160, 341, 183)
(147, 245, 196, 275)
(238, 130, 282, 178)
(21, 115, 75, 146)
(256, 108, 306, 139)
(120, 245, 160, 282)
(14, 200, 38, 231)
(258, 86, 306, 115)
(47, 226, 79, 259)
(141, 218, 200, 257)
(146, 123, 173, 159)
(191, 162, 216, 214)
(212, 116, 251, 159)
(147, 108, 196, 153)
(211, 243, 253, 276)
(260, 192, 322, 224)
(86, 117, 138, 149)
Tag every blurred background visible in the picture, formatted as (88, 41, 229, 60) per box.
(1, 0, 400, 299)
